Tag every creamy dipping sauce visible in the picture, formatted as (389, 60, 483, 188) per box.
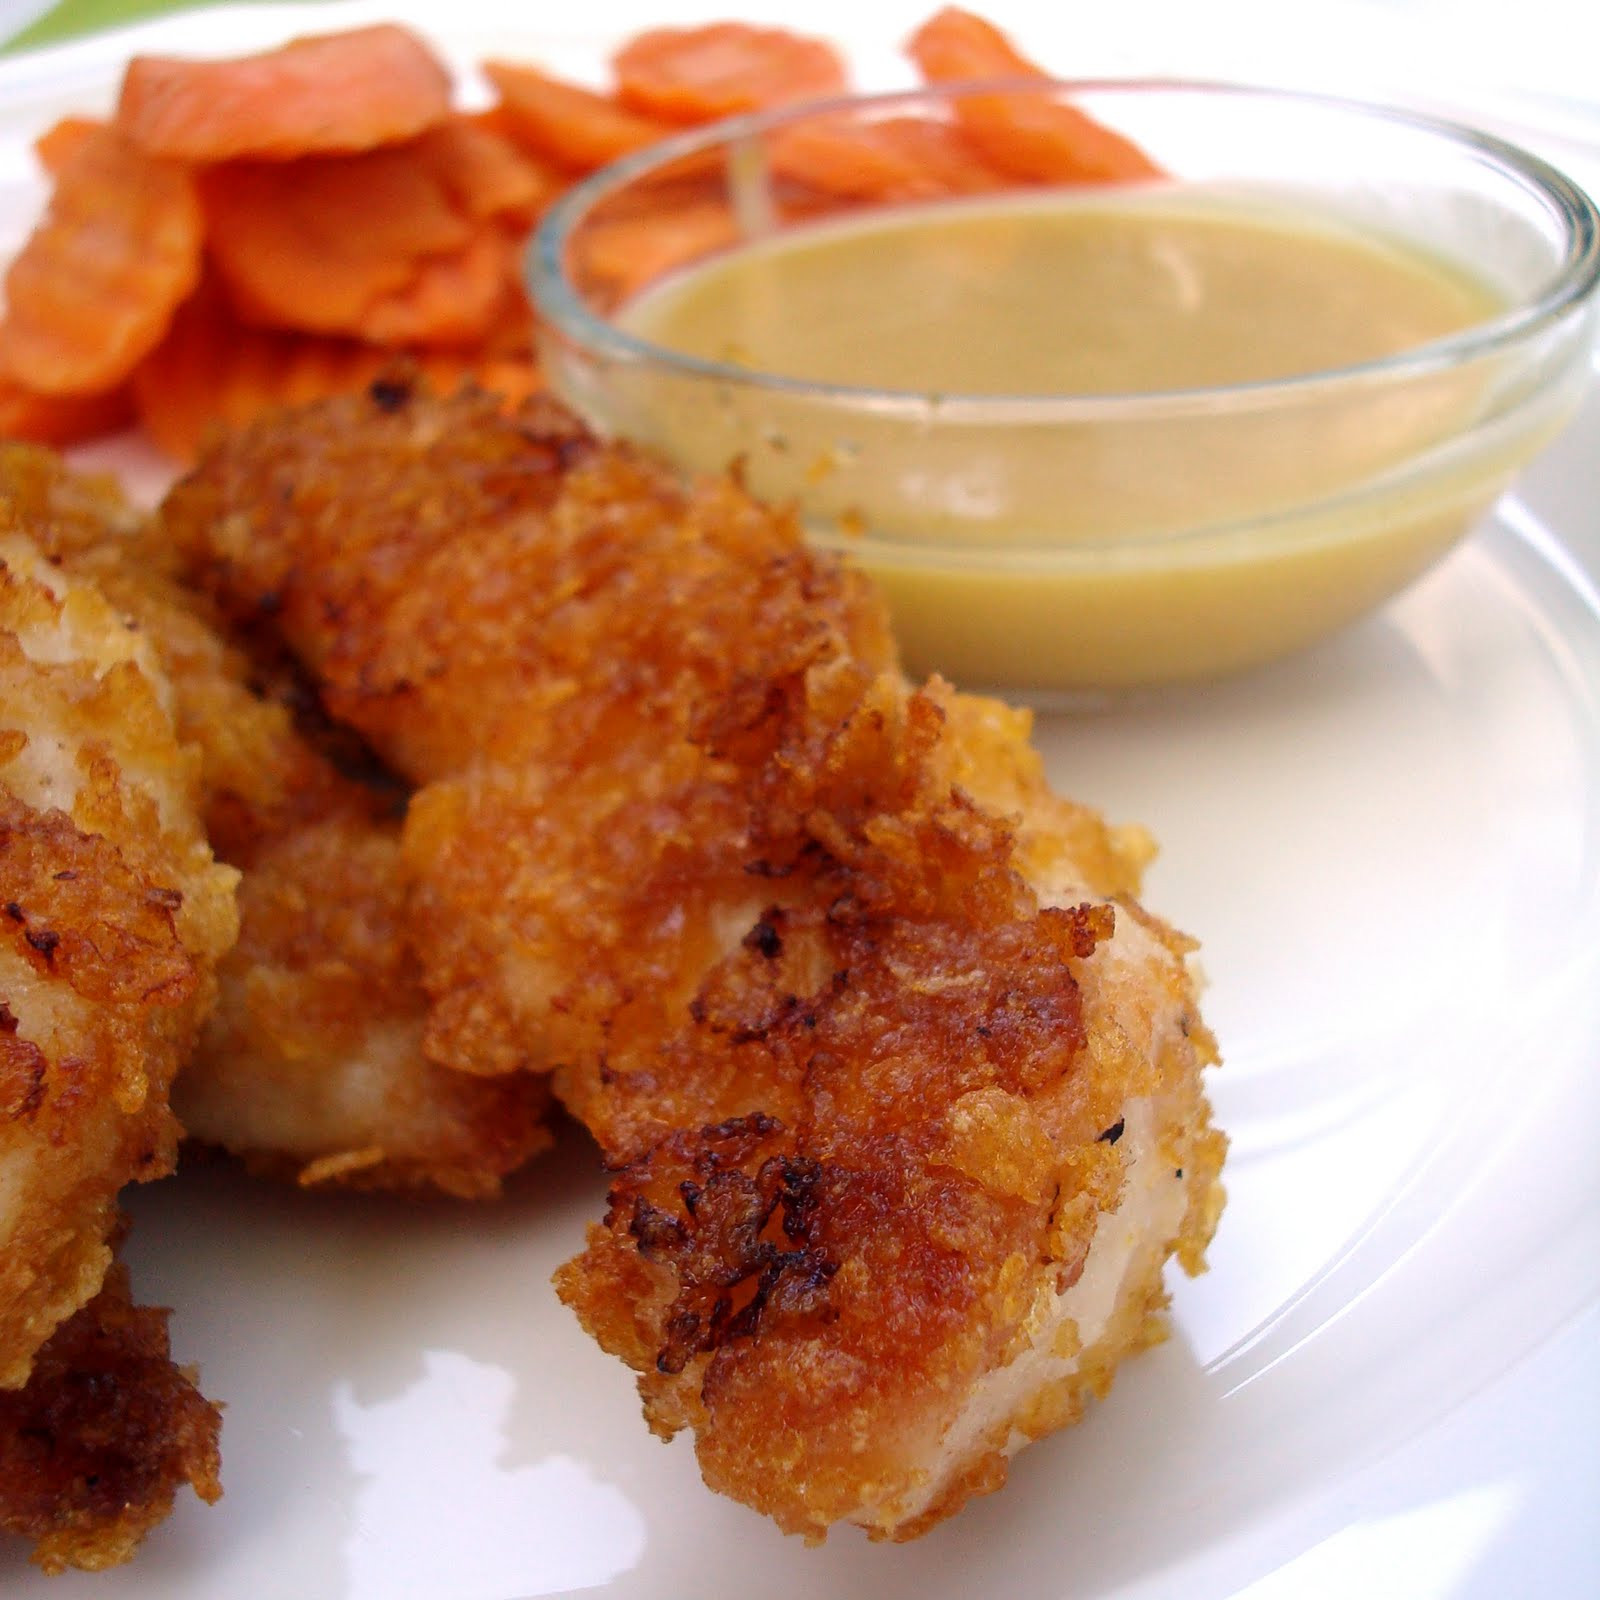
(573, 189, 1562, 691)
(624, 192, 1498, 398)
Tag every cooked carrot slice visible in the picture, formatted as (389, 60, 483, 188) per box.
(132, 279, 385, 460)
(133, 276, 542, 462)
(130, 279, 247, 461)
(267, 340, 395, 412)
(769, 114, 1003, 200)
(0, 124, 201, 396)
(32, 116, 106, 177)
(199, 145, 473, 335)
(907, 7, 1163, 183)
(132, 277, 244, 459)
(418, 350, 545, 408)
(416, 116, 558, 229)
(469, 104, 526, 144)
(906, 5, 1040, 80)
(115, 24, 453, 162)
(483, 61, 676, 173)
(955, 93, 1165, 184)
(613, 23, 848, 124)
(476, 278, 537, 357)
(0, 375, 133, 448)
(357, 228, 521, 348)
(576, 198, 739, 302)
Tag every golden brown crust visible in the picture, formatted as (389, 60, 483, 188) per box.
(187, 813, 553, 1196)
(169, 382, 1225, 1540)
(162, 378, 897, 785)
(0, 526, 233, 1570)
(0, 534, 236, 1392)
(0, 1243, 221, 1576)
(1, 442, 552, 1195)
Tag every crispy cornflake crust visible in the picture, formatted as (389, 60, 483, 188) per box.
(0, 1242, 222, 1576)
(0, 530, 236, 1392)
(0, 443, 553, 1195)
(0, 517, 235, 1571)
(164, 378, 1225, 1540)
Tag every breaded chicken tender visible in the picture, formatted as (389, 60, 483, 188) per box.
(164, 380, 1225, 1540)
(0, 533, 233, 1569)
(0, 532, 235, 1385)
(0, 445, 553, 1194)
(0, 1230, 221, 1575)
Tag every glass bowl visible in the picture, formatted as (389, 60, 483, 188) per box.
(529, 80, 1600, 696)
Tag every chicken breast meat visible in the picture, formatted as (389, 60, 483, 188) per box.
(165, 377, 1226, 1541)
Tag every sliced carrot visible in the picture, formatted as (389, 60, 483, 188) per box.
(415, 116, 558, 230)
(132, 276, 250, 460)
(265, 339, 396, 412)
(575, 198, 739, 302)
(199, 146, 473, 336)
(115, 24, 453, 163)
(906, 7, 1163, 183)
(418, 350, 545, 408)
(769, 114, 1003, 200)
(132, 278, 383, 460)
(469, 103, 526, 145)
(357, 227, 521, 348)
(906, 5, 1040, 80)
(130, 278, 251, 461)
(132, 276, 542, 462)
(32, 115, 106, 177)
(0, 124, 201, 396)
(483, 61, 677, 173)
(613, 23, 848, 125)
(954, 93, 1165, 184)
(476, 281, 537, 357)
(0, 375, 133, 448)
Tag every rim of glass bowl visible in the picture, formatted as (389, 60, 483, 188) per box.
(529, 77, 1600, 426)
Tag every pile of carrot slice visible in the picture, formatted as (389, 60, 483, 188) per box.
(0, 8, 1160, 461)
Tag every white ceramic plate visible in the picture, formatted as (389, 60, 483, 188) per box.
(2, 6, 1597, 1596)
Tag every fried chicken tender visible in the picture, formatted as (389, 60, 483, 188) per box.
(0, 531, 235, 1385)
(0, 531, 233, 1569)
(0, 1231, 221, 1575)
(0, 444, 553, 1194)
(164, 380, 1225, 1540)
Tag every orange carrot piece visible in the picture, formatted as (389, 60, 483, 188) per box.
(131, 279, 385, 461)
(418, 350, 544, 408)
(356, 228, 521, 348)
(469, 103, 526, 144)
(769, 114, 1003, 200)
(906, 7, 1163, 183)
(199, 146, 473, 335)
(115, 24, 453, 162)
(31, 115, 106, 177)
(416, 116, 559, 229)
(576, 199, 739, 301)
(613, 23, 848, 124)
(0, 124, 201, 396)
(906, 5, 1040, 80)
(483, 61, 676, 173)
(0, 375, 133, 448)
(133, 276, 541, 462)
(129, 280, 245, 461)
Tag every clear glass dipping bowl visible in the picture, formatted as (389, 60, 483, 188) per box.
(530, 81, 1600, 696)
